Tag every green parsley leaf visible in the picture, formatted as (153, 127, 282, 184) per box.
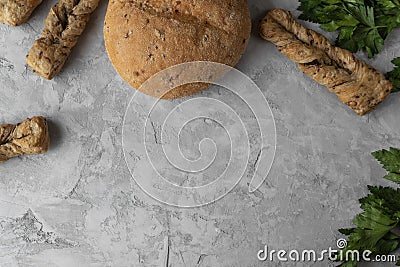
(372, 148, 400, 183)
(298, 0, 400, 58)
(367, 186, 400, 212)
(388, 58, 400, 93)
(338, 186, 400, 265)
(339, 228, 356, 235)
(375, 0, 400, 34)
(337, 148, 400, 266)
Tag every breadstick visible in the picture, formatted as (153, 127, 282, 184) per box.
(0, 0, 42, 26)
(259, 9, 393, 116)
(26, 0, 100, 80)
(0, 117, 50, 162)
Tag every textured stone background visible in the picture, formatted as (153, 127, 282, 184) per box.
(1, 0, 400, 266)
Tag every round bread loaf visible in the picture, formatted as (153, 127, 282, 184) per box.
(104, 0, 251, 99)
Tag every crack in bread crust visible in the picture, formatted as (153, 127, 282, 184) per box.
(260, 9, 392, 116)
(115, 0, 237, 37)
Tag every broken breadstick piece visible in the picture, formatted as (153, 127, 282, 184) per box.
(259, 9, 393, 116)
(0, 117, 50, 162)
(26, 0, 100, 80)
(0, 0, 42, 26)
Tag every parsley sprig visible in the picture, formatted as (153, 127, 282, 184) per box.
(388, 58, 400, 93)
(298, 1, 400, 93)
(338, 148, 400, 266)
(298, 0, 400, 58)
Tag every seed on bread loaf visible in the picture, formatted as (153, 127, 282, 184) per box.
(104, 0, 251, 99)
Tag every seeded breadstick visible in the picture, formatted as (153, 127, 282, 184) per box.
(26, 0, 100, 80)
(0, 0, 42, 26)
(259, 9, 393, 116)
(0, 117, 50, 162)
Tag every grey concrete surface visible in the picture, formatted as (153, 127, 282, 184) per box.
(1, 0, 400, 266)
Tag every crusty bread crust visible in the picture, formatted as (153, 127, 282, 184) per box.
(260, 9, 392, 116)
(0, 0, 42, 26)
(104, 0, 251, 99)
(0, 117, 50, 162)
(26, 0, 100, 80)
